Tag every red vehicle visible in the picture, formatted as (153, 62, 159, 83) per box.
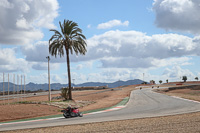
(61, 106, 83, 118)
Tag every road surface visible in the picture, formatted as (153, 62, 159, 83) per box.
(0, 87, 200, 131)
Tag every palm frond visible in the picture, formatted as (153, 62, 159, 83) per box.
(48, 19, 87, 100)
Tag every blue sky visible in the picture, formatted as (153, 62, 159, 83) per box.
(0, 0, 200, 84)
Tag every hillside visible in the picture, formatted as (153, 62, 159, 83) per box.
(0, 79, 144, 92)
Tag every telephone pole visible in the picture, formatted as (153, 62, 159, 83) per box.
(46, 56, 51, 102)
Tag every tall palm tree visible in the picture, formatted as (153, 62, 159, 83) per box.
(49, 19, 87, 100)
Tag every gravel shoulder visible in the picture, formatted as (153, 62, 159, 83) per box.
(155, 85, 200, 102)
(1, 84, 200, 132)
(0, 85, 136, 122)
(3, 111, 200, 133)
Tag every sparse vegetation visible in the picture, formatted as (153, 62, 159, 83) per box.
(60, 87, 69, 101)
(150, 80, 155, 84)
(142, 82, 147, 84)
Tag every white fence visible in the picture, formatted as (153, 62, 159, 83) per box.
(0, 73, 26, 104)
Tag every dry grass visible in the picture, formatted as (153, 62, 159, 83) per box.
(0, 85, 137, 122)
(4, 111, 200, 133)
(1, 85, 200, 132)
(156, 85, 200, 102)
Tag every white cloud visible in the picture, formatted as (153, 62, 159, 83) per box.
(20, 30, 199, 71)
(76, 64, 83, 70)
(153, 0, 200, 34)
(0, 47, 29, 72)
(15, 65, 195, 84)
(162, 66, 195, 81)
(21, 41, 49, 62)
(152, 57, 192, 67)
(97, 19, 129, 29)
(70, 69, 136, 83)
(0, 0, 59, 45)
(21, 41, 65, 63)
(28, 73, 48, 84)
(32, 62, 60, 70)
(70, 30, 198, 69)
(28, 73, 67, 84)
(87, 24, 91, 28)
(0, 0, 14, 8)
(75, 61, 93, 70)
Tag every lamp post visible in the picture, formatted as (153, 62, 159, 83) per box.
(46, 56, 51, 102)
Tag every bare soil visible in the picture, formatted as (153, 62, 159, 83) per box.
(155, 85, 200, 102)
(1, 84, 200, 132)
(3, 112, 200, 133)
(0, 85, 137, 122)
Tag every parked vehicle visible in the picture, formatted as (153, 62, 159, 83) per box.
(61, 106, 83, 118)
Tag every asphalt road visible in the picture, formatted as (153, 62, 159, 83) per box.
(0, 87, 200, 131)
(0, 91, 61, 101)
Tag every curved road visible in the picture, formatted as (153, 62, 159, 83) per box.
(1, 87, 200, 131)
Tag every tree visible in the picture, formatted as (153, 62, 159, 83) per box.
(182, 76, 187, 82)
(142, 82, 147, 84)
(150, 80, 155, 84)
(159, 80, 162, 84)
(166, 79, 168, 83)
(195, 77, 198, 81)
(49, 20, 87, 100)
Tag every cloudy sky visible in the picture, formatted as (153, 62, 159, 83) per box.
(0, 0, 200, 84)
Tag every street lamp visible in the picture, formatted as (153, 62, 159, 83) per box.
(46, 56, 51, 102)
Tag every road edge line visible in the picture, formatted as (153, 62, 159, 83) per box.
(0, 97, 130, 125)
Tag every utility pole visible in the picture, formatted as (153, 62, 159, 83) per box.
(143, 73, 145, 84)
(73, 79, 75, 89)
(13, 74, 15, 101)
(21, 75, 22, 101)
(13, 74, 15, 94)
(8, 73, 9, 104)
(46, 56, 51, 102)
(3, 73, 4, 104)
(24, 75, 26, 101)
(17, 75, 19, 103)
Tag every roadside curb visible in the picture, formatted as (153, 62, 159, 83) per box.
(83, 97, 129, 115)
(171, 96, 200, 104)
(82, 97, 129, 114)
(0, 97, 129, 125)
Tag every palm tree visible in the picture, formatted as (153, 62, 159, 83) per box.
(49, 19, 87, 100)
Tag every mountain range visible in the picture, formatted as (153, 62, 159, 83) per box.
(0, 79, 144, 92)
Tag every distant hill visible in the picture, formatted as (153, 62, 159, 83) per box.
(0, 79, 145, 92)
(79, 79, 144, 88)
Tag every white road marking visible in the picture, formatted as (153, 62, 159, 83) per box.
(84, 105, 126, 115)
(171, 96, 200, 104)
(0, 106, 126, 126)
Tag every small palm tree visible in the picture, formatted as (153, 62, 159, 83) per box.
(60, 87, 69, 101)
(159, 80, 162, 84)
(195, 77, 198, 81)
(49, 19, 87, 100)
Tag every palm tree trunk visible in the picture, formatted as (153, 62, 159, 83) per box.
(66, 48, 72, 100)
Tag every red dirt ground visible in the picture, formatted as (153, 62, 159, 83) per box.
(0, 85, 137, 122)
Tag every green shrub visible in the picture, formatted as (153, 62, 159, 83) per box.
(60, 87, 69, 101)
